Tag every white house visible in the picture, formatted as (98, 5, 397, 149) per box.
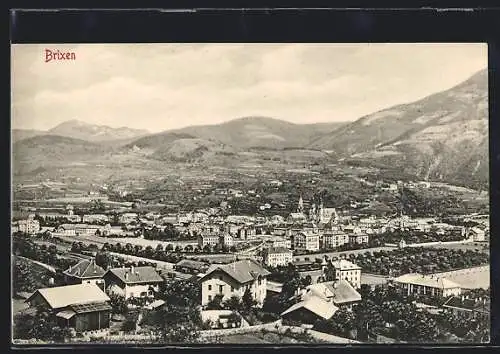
(393, 273, 462, 298)
(199, 259, 270, 307)
(263, 247, 293, 267)
(103, 266, 163, 299)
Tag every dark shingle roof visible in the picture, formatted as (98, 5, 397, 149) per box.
(202, 259, 270, 284)
(63, 259, 106, 279)
(443, 296, 490, 313)
(107, 266, 163, 284)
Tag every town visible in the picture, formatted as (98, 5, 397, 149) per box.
(12, 176, 490, 344)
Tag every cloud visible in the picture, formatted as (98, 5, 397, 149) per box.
(11, 43, 487, 132)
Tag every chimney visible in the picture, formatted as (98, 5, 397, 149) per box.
(462, 295, 465, 302)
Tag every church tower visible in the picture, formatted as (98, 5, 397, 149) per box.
(297, 195, 304, 213)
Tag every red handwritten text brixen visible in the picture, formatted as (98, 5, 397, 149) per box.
(45, 49, 76, 63)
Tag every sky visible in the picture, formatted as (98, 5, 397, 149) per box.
(11, 43, 487, 133)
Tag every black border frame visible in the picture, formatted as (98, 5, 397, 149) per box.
(7, 5, 500, 352)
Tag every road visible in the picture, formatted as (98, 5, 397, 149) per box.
(108, 252, 175, 270)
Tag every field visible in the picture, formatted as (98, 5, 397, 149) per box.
(432, 266, 490, 290)
(426, 242, 489, 253)
(55, 234, 198, 248)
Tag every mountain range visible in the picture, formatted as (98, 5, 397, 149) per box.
(12, 120, 149, 143)
(12, 69, 489, 188)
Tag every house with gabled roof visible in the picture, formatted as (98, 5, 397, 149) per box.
(103, 266, 163, 300)
(25, 283, 112, 335)
(199, 259, 271, 307)
(63, 259, 106, 288)
(281, 280, 362, 324)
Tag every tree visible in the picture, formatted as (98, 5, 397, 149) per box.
(13, 309, 74, 342)
(242, 288, 256, 310)
(184, 245, 193, 253)
(13, 259, 39, 293)
(206, 294, 224, 310)
(109, 293, 128, 315)
(164, 223, 180, 239)
(95, 251, 112, 270)
(223, 295, 242, 311)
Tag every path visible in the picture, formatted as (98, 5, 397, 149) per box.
(17, 255, 57, 274)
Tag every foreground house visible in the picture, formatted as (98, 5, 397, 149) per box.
(104, 266, 163, 299)
(281, 280, 362, 324)
(63, 259, 106, 288)
(25, 283, 112, 335)
(199, 259, 271, 307)
(393, 273, 462, 298)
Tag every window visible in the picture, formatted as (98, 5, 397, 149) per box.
(208, 295, 212, 302)
(231, 286, 234, 292)
(219, 276, 223, 280)
(208, 285, 212, 291)
(219, 285, 224, 293)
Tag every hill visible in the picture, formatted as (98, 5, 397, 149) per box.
(11, 129, 46, 143)
(12, 135, 114, 175)
(167, 116, 346, 149)
(309, 69, 489, 188)
(48, 119, 150, 142)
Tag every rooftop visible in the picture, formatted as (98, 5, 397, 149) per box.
(63, 259, 106, 279)
(304, 280, 362, 305)
(202, 259, 271, 285)
(330, 259, 361, 270)
(27, 283, 110, 310)
(281, 297, 338, 320)
(106, 266, 163, 284)
(393, 273, 462, 289)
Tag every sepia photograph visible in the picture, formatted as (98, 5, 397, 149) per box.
(11, 43, 490, 345)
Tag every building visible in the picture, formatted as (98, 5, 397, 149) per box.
(269, 236, 292, 249)
(238, 226, 257, 240)
(324, 260, 362, 289)
(15, 216, 40, 235)
(200, 259, 270, 307)
(293, 232, 320, 252)
(25, 283, 112, 335)
(63, 259, 106, 288)
(56, 224, 108, 236)
(281, 280, 362, 324)
(348, 233, 369, 245)
(393, 273, 462, 298)
(467, 227, 486, 242)
(321, 231, 349, 249)
(287, 213, 308, 224)
(118, 213, 138, 224)
(263, 247, 293, 267)
(442, 295, 490, 320)
(198, 234, 220, 248)
(103, 266, 163, 299)
(174, 259, 209, 274)
(219, 233, 234, 247)
(82, 214, 110, 224)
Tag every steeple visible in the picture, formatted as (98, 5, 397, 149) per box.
(298, 195, 304, 213)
